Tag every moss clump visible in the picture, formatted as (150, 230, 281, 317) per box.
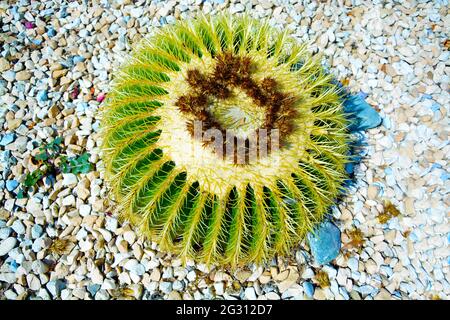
(314, 270, 331, 288)
(100, 15, 351, 267)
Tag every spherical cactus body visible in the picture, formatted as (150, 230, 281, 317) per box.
(100, 15, 350, 266)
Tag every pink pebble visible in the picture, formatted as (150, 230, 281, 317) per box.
(24, 21, 35, 29)
(96, 93, 106, 103)
(71, 86, 80, 99)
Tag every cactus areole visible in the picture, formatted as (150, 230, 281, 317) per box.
(100, 15, 351, 266)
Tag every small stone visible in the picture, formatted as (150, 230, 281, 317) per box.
(366, 259, 378, 274)
(123, 230, 136, 244)
(87, 284, 101, 297)
(398, 46, 413, 57)
(72, 288, 87, 299)
(26, 198, 43, 216)
(105, 217, 118, 232)
(162, 267, 174, 279)
(95, 289, 110, 300)
(79, 204, 91, 216)
(235, 270, 252, 282)
(16, 71, 31, 81)
(278, 269, 300, 292)
(24, 21, 35, 29)
(90, 266, 104, 285)
(99, 228, 112, 242)
(52, 69, 68, 79)
(14, 136, 27, 153)
(282, 285, 303, 299)
(32, 260, 49, 273)
(347, 257, 358, 272)
(79, 239, 93, 251)
(149, 268, 161, 281)
(96, 93, 106, 103)
(7, 119, 21, 130)
(168, 291, 182, 300)
(47, 27, 56, 37)
(46, 280, 66, 297)
(37, 90, 48, 102)
(244, 287, 257, 300)
(116, 240, 128, 253)
(101, 279, 117, 290)
(62, 173, 78, 187)
(4, 290, 17, 299)
(0, 58, 9, 72)
(124, 259, 145, 276)
(5, 180, 18, 191)
(32, 239, 43, 253)
(313, 288, 327, 300)
(358, 285, 376, 297)
(186, 270, 196, 282)
(72, 55, 85, 64)
(301, 267, 315, 279)
(307, 221, 341, 265)
(404, 197, 415, 215)
(130, 7, 143, 18)
(369, 20, 382, 37)
(319, 33, 329, 47)
(0, 133, 15, 146)
(0, 227, 12, 240)
(31, 224, 44, 239)
(172, 280, 184, 292)
(303, 281, 314, 298)
(62, 195, 76, 206)
(0, 237, 17, 256)
(130, 263, 146, 276)
(378, 136, 393, 149)
(159, 281, 173, 294)
(93, 199, 106, 211)
(214, 281, 225, 295)
(231, 3, 244, 14)
(61, 289, 72, 300)
(367, 185, 378, 200)
(76, 186, 90, 201)
(266, 292, 280, 300)
(2, 70, 15, 82)
(27, 274, 41, 291)
(11, 220, 25, 235)
(374, 288, 393, 300)
(48, 105, 60, 118)
(0, 273, 16, 284)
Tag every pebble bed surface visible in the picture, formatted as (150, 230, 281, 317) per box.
(0, 0, 449, 300)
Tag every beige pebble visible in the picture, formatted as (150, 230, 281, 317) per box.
(367, 185, 378, 200)
(404, 197, 415, 215)
(0, 58, 10, 72)
(16, 70, 32, 81)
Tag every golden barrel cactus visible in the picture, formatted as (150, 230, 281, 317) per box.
(100, 15, 350, 266)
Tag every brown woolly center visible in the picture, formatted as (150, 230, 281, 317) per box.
(175, 51, 298, 164)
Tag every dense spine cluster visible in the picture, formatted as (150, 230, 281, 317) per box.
(176, 51, 297, 163)
(100, 15, 350, 266)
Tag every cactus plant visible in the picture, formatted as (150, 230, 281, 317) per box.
(100, 15, 350, 266)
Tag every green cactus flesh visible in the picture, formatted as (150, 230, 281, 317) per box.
(100, 15, 350, 266)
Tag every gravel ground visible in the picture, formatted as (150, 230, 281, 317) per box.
(0, 0, 449, 300)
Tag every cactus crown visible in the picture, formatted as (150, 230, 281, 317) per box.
(100, 15, 350, 267)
